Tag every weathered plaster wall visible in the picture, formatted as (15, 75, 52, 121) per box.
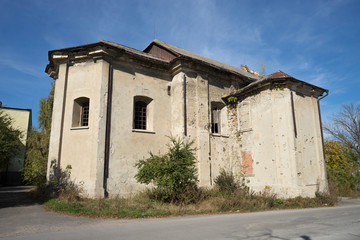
(49, 60, 109, 198)
(105, 67, 246, 194)
(185, 72, 211, 186)
(47, 63, 67, 180)
(106, 61, 172, 197)
(233, 88, 327, 198)
(208, 76, 243, 185)
(47, 56, 327, 199)
(181, 72, 244, 187)
(293, 92, 328, 194)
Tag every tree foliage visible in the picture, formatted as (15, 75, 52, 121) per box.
(324, 141, 360, 195)
(0, 110, 23, 169)
(135, 137, 198, 202)
(324, 104, 360, 195)
(23, 83, 54, 186)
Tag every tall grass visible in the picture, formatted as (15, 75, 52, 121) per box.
(42, 170, 338, 218)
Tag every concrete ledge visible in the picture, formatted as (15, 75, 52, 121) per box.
(132, 129, 156, 134)
(70, 126, 89, 130)
(211, 134, 229, 138)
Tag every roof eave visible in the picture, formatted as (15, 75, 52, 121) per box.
(45, 41, 171, 79)
(223, 77, 328, 100)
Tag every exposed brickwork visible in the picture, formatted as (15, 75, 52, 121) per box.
(242, 151, 253, 175)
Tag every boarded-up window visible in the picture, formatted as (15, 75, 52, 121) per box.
(238, 102, 251, 131)
(211, 106, 221, 134)
(211, 102, 226, 134)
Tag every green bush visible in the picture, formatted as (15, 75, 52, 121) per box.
(214, 169, 239, 194)
(135, 137, 198, 203)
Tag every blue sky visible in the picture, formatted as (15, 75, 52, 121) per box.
(0, 0, 359, 128)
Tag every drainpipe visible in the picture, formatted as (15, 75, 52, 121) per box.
(183, 74, 187, 136)
(290, 91, 297, 138)
(317, 90, 329, 160)
(103, 64, 113, 198)
(207, 78, 212, 185)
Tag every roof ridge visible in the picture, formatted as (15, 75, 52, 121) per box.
(100, 40, 169, 62)
(151, 40, 260, 81)
(262, 70, 295, 80)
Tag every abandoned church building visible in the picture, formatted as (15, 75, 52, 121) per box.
(45, 40, 329, 198)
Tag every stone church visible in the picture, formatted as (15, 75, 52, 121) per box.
(45, 40, 328, 198)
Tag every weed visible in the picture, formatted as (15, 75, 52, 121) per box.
(227, 96, 238, 108)
(43, 169, 340, 218)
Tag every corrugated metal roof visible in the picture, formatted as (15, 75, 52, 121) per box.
(150, 40, 261, 81)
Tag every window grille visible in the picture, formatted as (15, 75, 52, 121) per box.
(72, 97, 90, 128)
(81, 102, 89, 126)
(134, 101, 147, 130)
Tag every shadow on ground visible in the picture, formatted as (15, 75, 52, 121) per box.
(0, 186, 36, 208)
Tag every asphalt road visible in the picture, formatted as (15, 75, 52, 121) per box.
(1, 186, 359, 240)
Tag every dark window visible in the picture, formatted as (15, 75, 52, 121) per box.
(134, 101, 147, 130)
(211, 106, 221, 134)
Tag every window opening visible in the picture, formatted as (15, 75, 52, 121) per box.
(72, 97, 90, 128)
(211, 106, 221, 134)
(81, 102, 89, 126)
(134, 101, 147, 130)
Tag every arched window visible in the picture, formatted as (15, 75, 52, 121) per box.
(72, 97, 90, 127)
(133, 96, 153, 130)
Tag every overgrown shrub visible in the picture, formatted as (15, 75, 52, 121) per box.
(135, 137, 198, 203)
(214, 169, 240, 194)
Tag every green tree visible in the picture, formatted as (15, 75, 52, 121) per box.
(324, 140, 360, 195)
(324, 103, 360, 195)
(23, 83, 54, 187)
(135, 137, 198, 203)
(0, 110, 23, 169)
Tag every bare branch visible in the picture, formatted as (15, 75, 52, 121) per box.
(324, 103, 360, 155)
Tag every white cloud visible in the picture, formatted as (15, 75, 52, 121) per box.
(0, 57, 44, 79)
